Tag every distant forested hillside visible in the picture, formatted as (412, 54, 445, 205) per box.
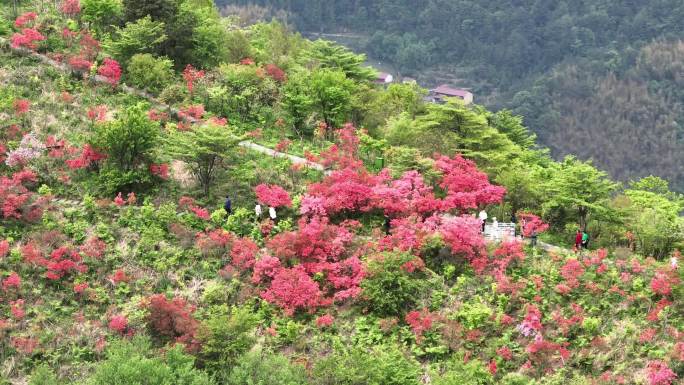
(216, 0, 684, 191)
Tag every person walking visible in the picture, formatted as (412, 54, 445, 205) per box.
(223, 194, 232, 215)
(269, 206, 277, 220)
(478, 209, 488, 233)
(574, 229, 582, 251)
(255, 203, 262, 218)
(530, 229, 538, 248)
(581, 230, 589, 250)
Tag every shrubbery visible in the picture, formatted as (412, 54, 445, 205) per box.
(361, 252, 428, 317)
(126, 53, 175, 93)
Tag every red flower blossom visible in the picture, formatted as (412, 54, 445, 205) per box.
(97, 58, 122, 86)
(60, 0, 81, 15)
(316, 314, 334, 328)
(260, 266, 322, 316)
(646, 360, 677, 385)
(254, 184, 292, 208)
(0, 240, 9, 258)
(13, 99, 30, 116)
(109, 314, 128, 334)
(73, 282, 88, 294)
(497, 346, 513, 360)
(113, 192, 125, 206)
(14, 12, 37, 28)
(182, 64, 205, 94)
(109, 269, 129, 284)
(150, 163, 169, 179)
(2, 272, 21, 291)
(10, 299, 25, 319)
(239, 57, 255, 65)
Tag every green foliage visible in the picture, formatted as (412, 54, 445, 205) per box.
(104, 16, 168, 65)
(620, 176, 684, 258)
(204, 63, 278, 120)
(361, 252, 428, 317)
(303, 40, 376, 82)
(197, 305, 257, 376)
(81, 0, 123, 35)
(28, 366, 62, 385)
(431, 355, 493, 385)
(165, 122, 244, 196)
(308, 68, 357, 129)
(85, 336, 214, 385)
(122, 0, 178, 24)
(455, 299, 493, 329)
(542, 156, 619, 231)
(226, 351, 309, 385)
(282, 71, 315, 137)
(225, 207, 259, 237)
(126, 54, 175, 93)
(93, 103, 159, 172)
(312, 344, 421, 385)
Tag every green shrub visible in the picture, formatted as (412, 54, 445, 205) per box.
(500, 373, 534, 385)
(360, 252, 428, 317)
(312, 344, 421, 385)
(226, 351, 309, 385)
(85, 336, 214, 385)
(431, 356, 493, 385)
(0, 18, 11, 37)
(159, 83, 189, 105)
(28, 366, 62, 385)
(455, 300, 493, 329)
(197, 305, 257, 376)
(127, 54, 175, 94)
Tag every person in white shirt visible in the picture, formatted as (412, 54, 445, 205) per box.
(269, 206, 277, 220)
(478, 210, 487, 233)
(255, 204, 262, 217)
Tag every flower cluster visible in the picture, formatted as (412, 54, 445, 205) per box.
(254, 184, 292, 208)
(97, 58, 122, 86)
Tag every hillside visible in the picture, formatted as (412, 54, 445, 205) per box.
(215, 0, 684, 192)
(1, 2, 683, 385)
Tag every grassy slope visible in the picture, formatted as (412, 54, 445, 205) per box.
(0, 48, 683, 385)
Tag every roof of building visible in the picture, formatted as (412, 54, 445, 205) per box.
(431, 84, 472, 97)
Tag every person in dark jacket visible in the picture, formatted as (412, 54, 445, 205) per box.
(223, 195, 232, 215)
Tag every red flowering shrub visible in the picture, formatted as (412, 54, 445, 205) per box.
(316, 314, 334, 328)
(13, 99, 30, 116)
(79, 237, 107, 259)
(11, 337, 38, 354)
(438, 215, 487, 273)
(560, 258, 585, 288)
(646, 360, 677, 385)
(149, 163, 169, 179)
(650, 271, 675, 296)
(254, 184, 292, 208)
(87, 105, 108, 122)
(113, 192, 125, 206)
(10, 299, 25, 319)
(109, 314, 128, 334)
(144, 294, 200, 352)
(60, 0, 81, 15)
(68, 56, 92, 72)
(260, 266, 323, 316)
(264, 63, 287, 82)
(73, 282, 88, 294)
(251, 255, 282, 283)
(405, 309, 436, 342)
(44, 246, 88, 280)
(1, 170, 44, 221)
(230, 237, 258, 270)
(240, 57, 255, 65)
(97, 58, 122, 86)
(497, 346, 513, 361)
(182, 65, 204, 94)
(109, 269, 129, 284)
(517, 212, 550, 237)
(10, 27, 46, 50)
(195, 229, 233, 257)
(178, 105, 205, 121)
(2, 272, 21, 291)
(435, 154, 506, 211)
(191, 206, 210, 220)
(66, 144, 107, 169)
(0, 240, 9, 258)
(14, 12, 37, 28)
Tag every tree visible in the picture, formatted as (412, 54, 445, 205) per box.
(309, 68, 356, 129)
(303, 39, 377, 82)
(122, 0, 178, 24)
(282, 72, 314, 137)
(621, 177, 684, 258)
(81, 0, 123, 35)
(542, 156, 619, 230)
(165, 122, 244, 196)
(126, 53, 176, 93)
(92, 103, 159, 172)
(104, 16, 167, 65)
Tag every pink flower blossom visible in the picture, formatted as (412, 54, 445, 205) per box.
(254, 184, 292, 208)
(2, 272, 21, 291)
(316, 314, 334, 328)
(109, 315, 128, 334)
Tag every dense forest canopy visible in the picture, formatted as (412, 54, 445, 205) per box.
(216, 0, 684, 191)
